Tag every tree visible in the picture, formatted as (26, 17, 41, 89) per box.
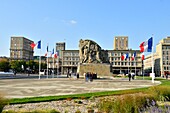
(0, 59, 9, 72)
(10, 61, 20, 72)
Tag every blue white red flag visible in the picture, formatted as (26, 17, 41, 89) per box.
(140, 37, 153, 52)
(51, 48, 54, 57)
(54, 50, 59, 58)
(45, 45, 48, 57)
(121, 53, 129, 60)
(131, 51, 136, 61)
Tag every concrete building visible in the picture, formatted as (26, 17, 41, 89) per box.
(48, 38, 142, 75)
(144, 53, 159, 76)
(144, 37, 170, 77)
(56, 42, 65, 59)
(114, 36, 128, 50)
(59, 49, 142, 75)
(108, 50, 142, 75)
(10, 36, 34, 61)
(61, 50, 79, 74)
(156, 37, 170, 76)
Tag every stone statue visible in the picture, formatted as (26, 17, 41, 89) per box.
(79, 39, 109, 63)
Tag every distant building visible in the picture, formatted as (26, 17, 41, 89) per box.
(144, 36, 170, 77)
(61, 50, 79, 74)
(108, 50, 142, 75)
(114, 36, 128, 50)
(56, 42, 65, 59)
(10, 36, 34, 61)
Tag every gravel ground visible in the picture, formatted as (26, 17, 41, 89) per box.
(3, 97, 102, 113)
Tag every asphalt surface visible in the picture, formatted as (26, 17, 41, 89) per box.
(0, 74, 161, 98)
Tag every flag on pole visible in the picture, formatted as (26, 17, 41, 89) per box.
(141, 53, 145, 60)
(139, 37, 153, 52)
(121, 53, 129, 60)
(51, 48, 54, 57)
(54, 51, 59, 58)
(45, 45, 48, 57)
(30, 42, 36, 49)
(37, 40, 41, 49)
(131, 51, 136, 61)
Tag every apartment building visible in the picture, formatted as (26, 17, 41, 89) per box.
(61, 50, 79, 74)
(10, 36, 34, 61)
(144, 37, 170, 76)
(108, 50, 142, 75)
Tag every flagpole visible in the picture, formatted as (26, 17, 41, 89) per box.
(128, 56, 129, 75)
(39, 50, 41, 79)
(135, 57, 136, 79)
(47, 54, 48, 79)
(53, 55, 55, 78)
(151, 36, 155, 83)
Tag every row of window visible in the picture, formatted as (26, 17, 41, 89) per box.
(110, 57, 141, 61)
(63, 62, 78, 65)
(111, 62, 138, 66)
(162, 46, 170, 50)
(162, 56, 170, 60)
(164, 66, 170, 71)
(63, 57, 79, 61)
(63, 52, 79, 56)
(109, 52, 139, 57)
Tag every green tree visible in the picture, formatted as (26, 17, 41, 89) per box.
(0, 59, 9, 72)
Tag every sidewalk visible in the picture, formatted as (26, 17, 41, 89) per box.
(0, 75, 161, 98)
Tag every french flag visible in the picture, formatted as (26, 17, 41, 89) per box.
(140, 37, 153, 52)
(30, 42, 36, 49)
(45, 46, 48, 57)
(51, 48, 54, 57)
(54, 52, 58, 58)
(131, 51, 136, 61)
(121, 53, 129, 60)
(141, 53, 144, 60)
(30, 40, 41, 49)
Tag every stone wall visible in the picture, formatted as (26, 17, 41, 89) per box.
(78, 63, 112, 77)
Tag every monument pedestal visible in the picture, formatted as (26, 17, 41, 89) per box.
(77, 63, 112, 77)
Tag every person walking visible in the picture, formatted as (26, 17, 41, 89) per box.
(128, 73, 131, 81)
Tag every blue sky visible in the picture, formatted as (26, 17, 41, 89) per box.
(0, 0, 170, 56)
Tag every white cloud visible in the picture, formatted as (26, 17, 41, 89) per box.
(62, 19, 77, 25)
(69, 20, 77, 24)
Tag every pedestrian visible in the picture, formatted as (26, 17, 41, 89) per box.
(166, 73, 168, 79)
(86, 72, 89, 82)
(128, 73, 131, 81)
(90, 72, 93, 82)
(84, 72, 87, 82)
(76, 73, 79, 79)
(132, 73, 134, 80)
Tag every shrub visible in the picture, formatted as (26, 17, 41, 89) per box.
(0, 93, 8, 113)
(148, 86, 170, 101)
(97, 93, 156, 113)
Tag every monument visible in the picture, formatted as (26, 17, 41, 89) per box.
(77, 39, 112, 77)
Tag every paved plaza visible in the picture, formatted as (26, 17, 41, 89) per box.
(0, 74, 161, 98)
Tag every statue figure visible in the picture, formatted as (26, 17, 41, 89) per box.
(79, 39, 109, 64)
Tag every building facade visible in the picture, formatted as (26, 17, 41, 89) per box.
(144, 37, 170, 77)
(61, 50, 79, 74)
(10, 36, 34, 61)
(114, 36, 128, 50)
(59, 49, 142, 75)
(108, 50, 142, 75)
(56, 42, 65, 59)
(156, 37, 170, 76)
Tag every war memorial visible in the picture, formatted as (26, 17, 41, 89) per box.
(77, 39, 112, 76)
